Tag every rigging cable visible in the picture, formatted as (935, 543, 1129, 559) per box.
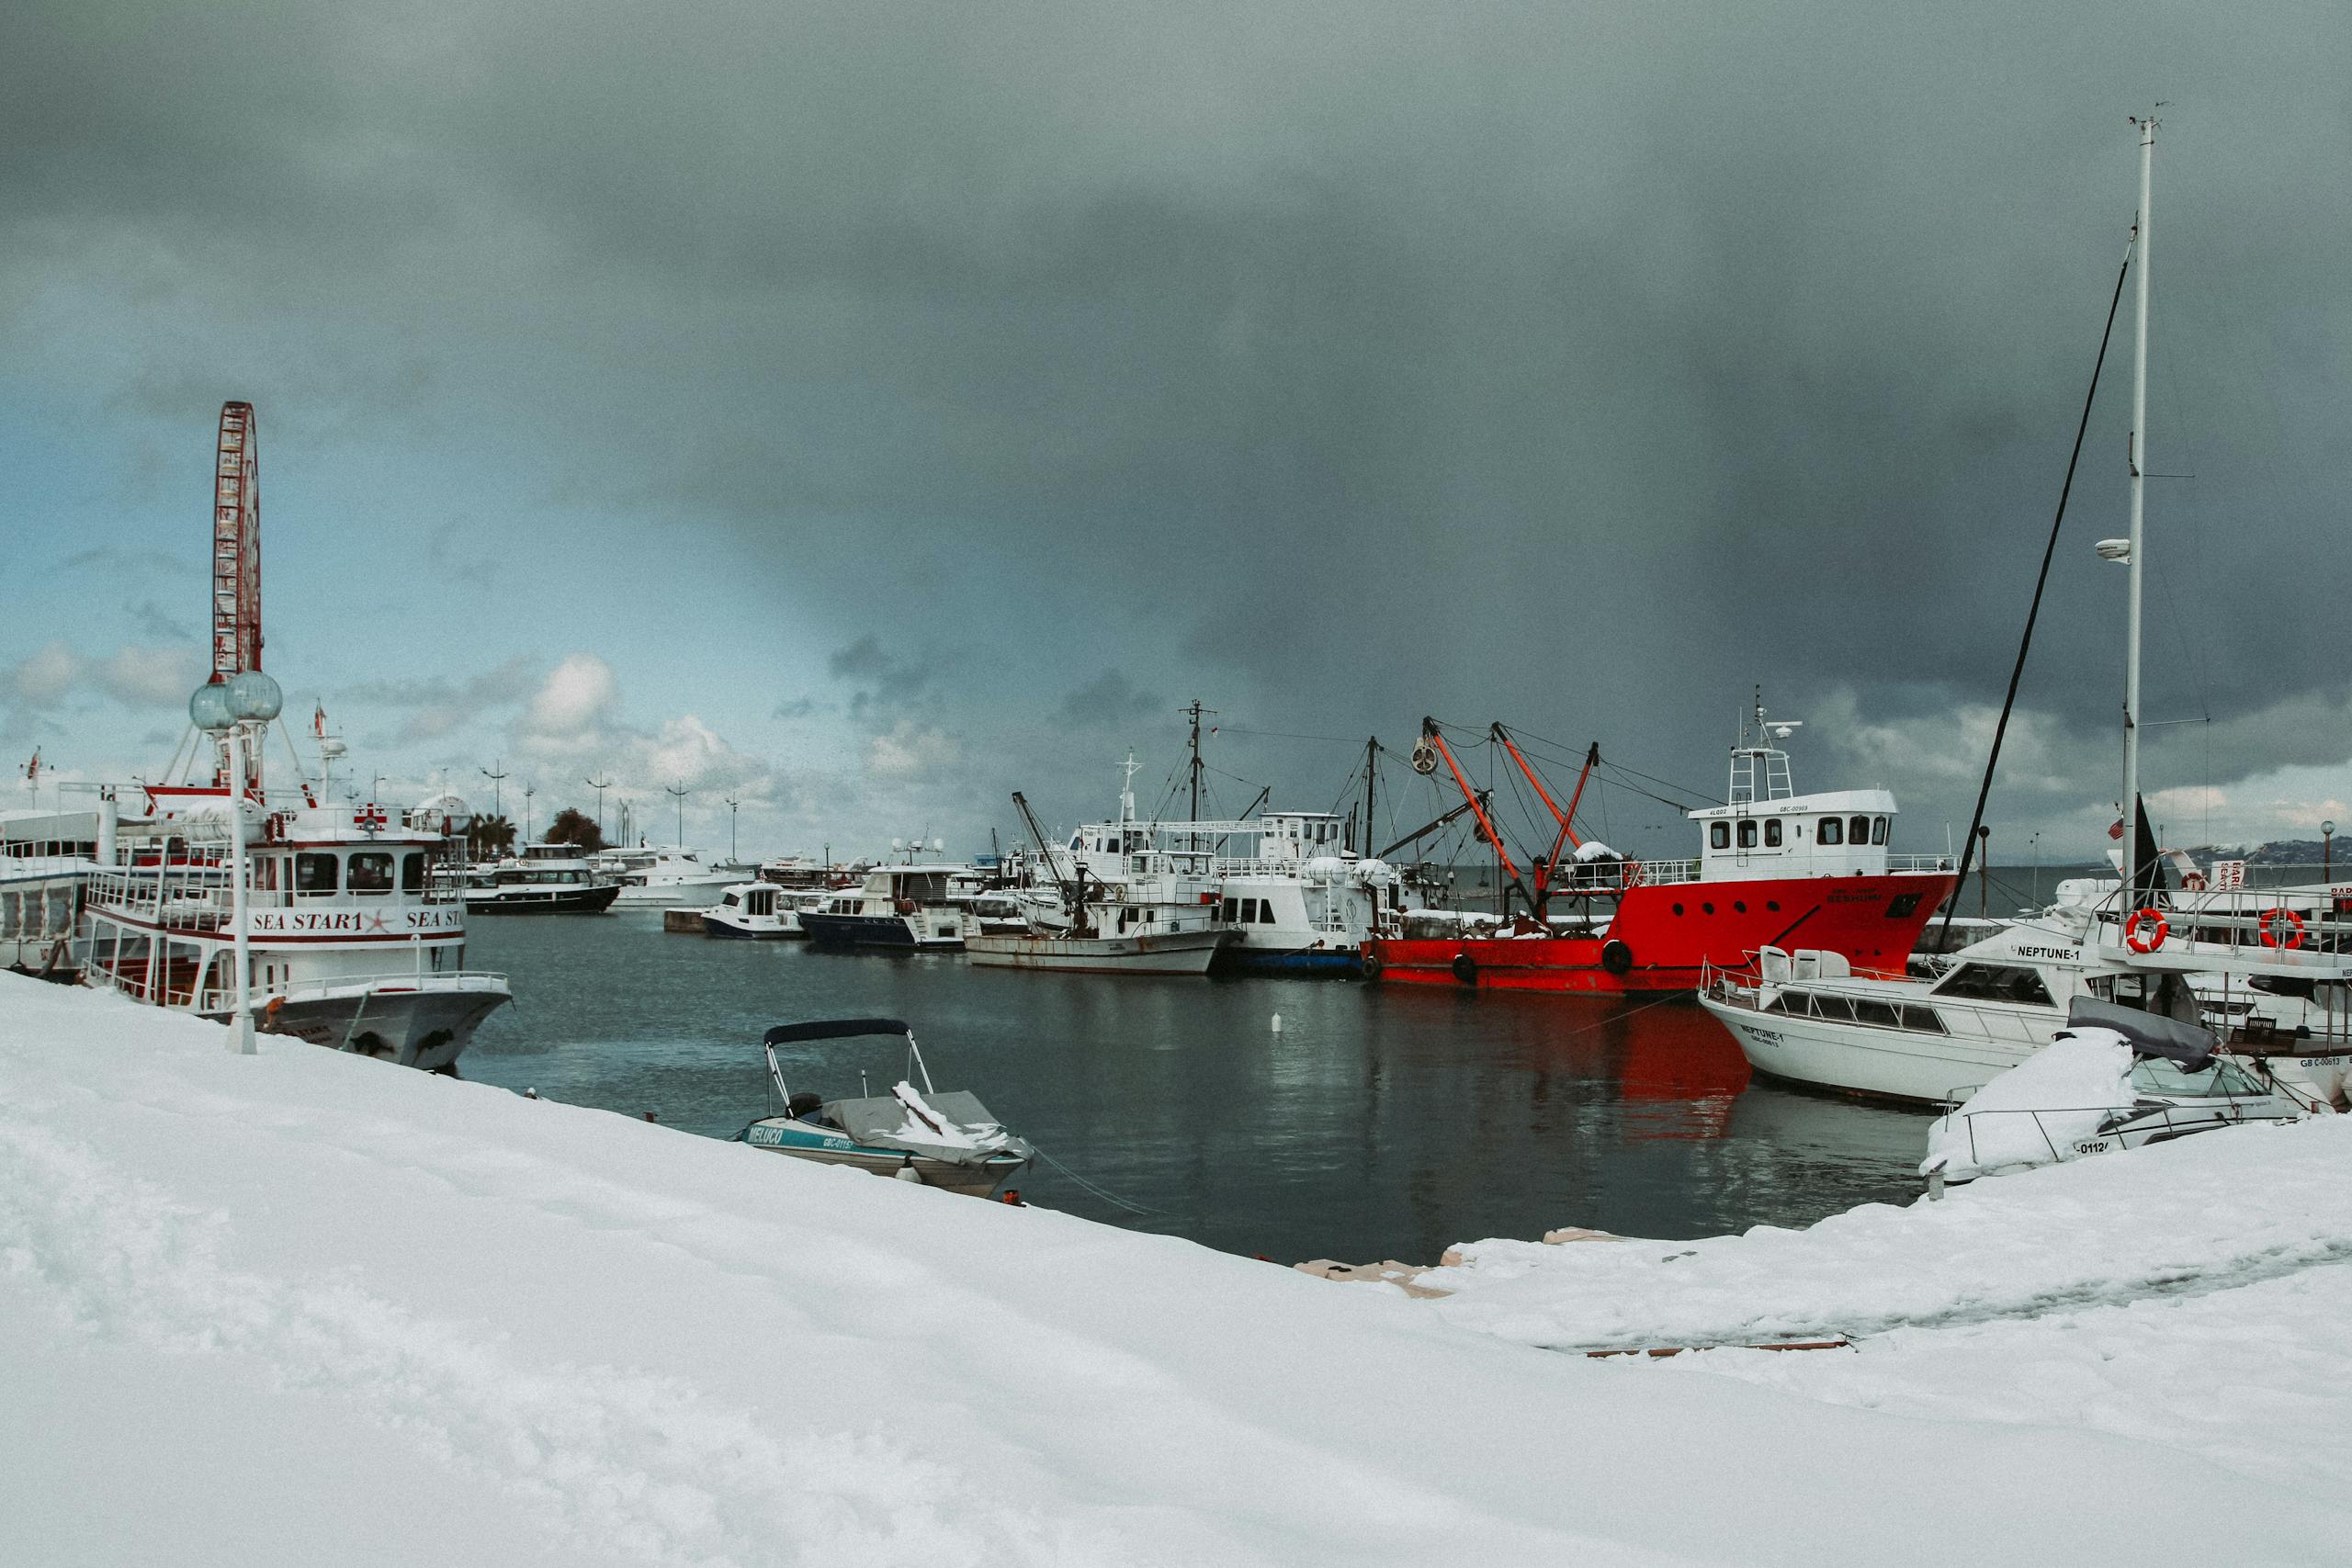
(1938, 238, 2135, 946)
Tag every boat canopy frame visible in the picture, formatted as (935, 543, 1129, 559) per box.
(760, 1017, 936, 1113)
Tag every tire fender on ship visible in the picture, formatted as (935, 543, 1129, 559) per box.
(1361, 948, 1384, 981)
(1451, 952, 1477, 987)
(1600, 939, 1634, 976)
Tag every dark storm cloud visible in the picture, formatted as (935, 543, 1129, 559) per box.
(1058, 671, 1161, 728)
(5, 0, 2347, 842)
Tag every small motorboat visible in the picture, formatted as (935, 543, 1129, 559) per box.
(1920, 998, 2311, 1189)
(701, 881, 815, 939)
(734, 1018, 1034, 1196)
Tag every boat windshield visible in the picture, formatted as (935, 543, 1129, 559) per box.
(2129, 1056, 2269, 1100)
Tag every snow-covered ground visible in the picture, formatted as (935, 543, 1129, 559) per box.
(5, 971, 2349, 1565)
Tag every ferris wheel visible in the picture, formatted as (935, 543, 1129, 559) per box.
(210, 400, 261, 677)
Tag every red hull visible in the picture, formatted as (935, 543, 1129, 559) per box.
(1363, 873, 1955, 994)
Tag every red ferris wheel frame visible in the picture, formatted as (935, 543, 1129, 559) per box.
(210, 400, 261, 676)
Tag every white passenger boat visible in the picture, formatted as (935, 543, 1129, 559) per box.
(734, 1017, 1034, 1196)
(601, 845, 740, 908)
(80, 777, 511, 1072)
(463, 842, 622, 915)
(2, 807, 98, 972)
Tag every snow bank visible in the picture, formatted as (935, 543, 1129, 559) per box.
(4, 974, 2348, 1565)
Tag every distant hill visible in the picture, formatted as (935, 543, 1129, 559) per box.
(2183, 840, 2330, 868)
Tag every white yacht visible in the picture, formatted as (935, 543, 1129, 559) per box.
(601, 844, 739, 908)
(1699, 883, 2352, 1108)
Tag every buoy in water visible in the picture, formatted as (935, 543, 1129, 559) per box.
(1270, 1013, 1283, 1033)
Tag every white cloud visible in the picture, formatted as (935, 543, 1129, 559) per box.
(521, 652, 620, 741)
(2, 639, 201, 711)
(865, 721, 959, 782)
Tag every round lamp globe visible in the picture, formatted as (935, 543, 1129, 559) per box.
(188, 680, 235, 733)
(224, 669, 284, 723)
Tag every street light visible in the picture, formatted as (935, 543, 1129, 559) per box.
(585, 773, 612, 841)
(190, 670, 281, 1056)
(723, 795, 740, 862)
(481, 760, 507, 819)
(664, 781, 688, 848)
(2324, 820, 2337, 883)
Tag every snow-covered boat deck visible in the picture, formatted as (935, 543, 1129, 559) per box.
(4, 970, 2347, 1565)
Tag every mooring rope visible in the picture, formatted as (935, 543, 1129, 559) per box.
(1031, 1146, 1165, 1216)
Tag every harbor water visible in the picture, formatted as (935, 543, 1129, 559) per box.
(459, 912, 1933, 1264)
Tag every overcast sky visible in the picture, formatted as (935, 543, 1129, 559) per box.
(4, 0, 2347, 862)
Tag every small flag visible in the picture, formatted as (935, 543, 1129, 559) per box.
(313, 703, 327, 739)
(2107, 816, 2125, 840)
(22, 749, 39, 784)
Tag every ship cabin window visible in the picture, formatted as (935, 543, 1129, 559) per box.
(1931, 963, 2054, 1006)
(1259, 900, 1277, 925)
(1871, 817, 1888, 845)
(1737, 820, 1758, 849)
(1710, 823, 1730, 850)
(295, 852, 338, 894)
(1818, 818, 1844, 846)
(401, 852, 425, 893)
(347, 852, 394, 895)
(1764, 820, 1783, 848)
(1849, 815, 1871, 845)
(256, 855, 282, 891)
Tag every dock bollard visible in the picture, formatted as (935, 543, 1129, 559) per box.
(1271, 1013, 1283, 1034)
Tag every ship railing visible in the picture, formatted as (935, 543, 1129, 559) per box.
(196, 969, 511, 1014)
(2067, 882, 2352, 963)
(86, 866, 464, 922)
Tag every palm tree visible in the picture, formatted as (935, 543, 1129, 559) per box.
(545, 807, 606, 852)
(466, 814, 517, 861)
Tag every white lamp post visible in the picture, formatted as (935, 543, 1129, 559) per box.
(193, 671, 282, 1055)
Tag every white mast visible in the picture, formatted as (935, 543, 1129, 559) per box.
(2121, 113, 2156, 892)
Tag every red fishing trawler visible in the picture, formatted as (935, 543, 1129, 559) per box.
(1362, 701, 1958, 994)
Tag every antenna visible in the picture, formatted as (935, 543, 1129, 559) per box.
(1181, 698, 1216, 823)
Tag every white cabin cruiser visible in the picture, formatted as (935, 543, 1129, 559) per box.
(797, 865, 973, 949)
(701, 881, 826, 939)
(967, 788, 1234, 974)
(1921, 1000, 2309, 1187)
(734, 1017, 1034, 1196)
(1700, 883, 2352, 1108)
(601, 845, 739, 908)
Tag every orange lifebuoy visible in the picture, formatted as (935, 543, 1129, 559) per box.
(2181, 872, 2207, 892)
(893, 897, 917, 915)
(2259, 908, 2307, 950)
(1620, 860, 1641, 893)
(2124, 907, 2168, 953)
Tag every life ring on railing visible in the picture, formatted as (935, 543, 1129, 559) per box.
(2123, 907, 2168, 953)
(1600, 939, 1634, 976)
(2260, 908, 2307, 950)
(1451, 952, 1477, 987)
(1620, 860, 1641, 893)
(1360, 948, 1384, 982)
(2181, 872, 2208, 892)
